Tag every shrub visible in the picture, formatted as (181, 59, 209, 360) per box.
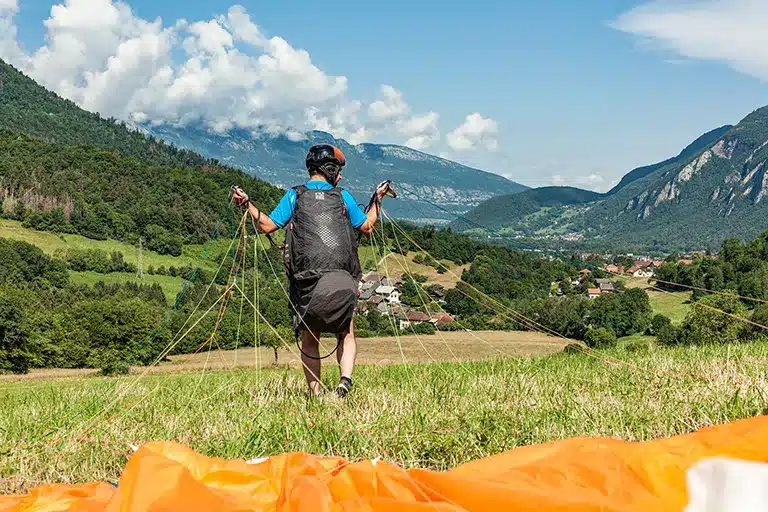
(651, 314, 672, 335)
(411, 322, 436, 335)
(584, 327, 617, 349)
(656, 324, 680, 345)
(624, 339, 651, 354)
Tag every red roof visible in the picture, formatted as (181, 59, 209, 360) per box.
(404, 311, 431, 322)
(679, 259, 694, 265)
(587, 288, 601, 295)
(432, 314, 455, 325)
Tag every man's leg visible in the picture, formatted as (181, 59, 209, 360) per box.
(301, 329, 322, 396)
(335, 318, 357, 397)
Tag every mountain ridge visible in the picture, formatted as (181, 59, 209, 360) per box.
(141, 123, 527, 222)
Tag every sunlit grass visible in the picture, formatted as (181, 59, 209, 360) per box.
(2, 340, 768, 493)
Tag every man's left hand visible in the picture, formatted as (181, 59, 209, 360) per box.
(375, 181, 390, 201)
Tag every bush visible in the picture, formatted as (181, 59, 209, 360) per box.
(624, 339, 651, 354)
(411, 322, 437, 335)
(749, 304, 768, 339)
(656, 324, 680, 346)
(680, 293, 748, 345)
(650, 314, 672, 335)
(584, 327, 617, 349)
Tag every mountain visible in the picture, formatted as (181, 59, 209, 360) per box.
(140, 124, 527, 223)
(607, 125, 733, 195)
(456, 107, 768, 253)
(573, 108, 768, 252)
(0, 59, 211, 168)
(0, 58, 283, 252)
(452, 187, 602, 231)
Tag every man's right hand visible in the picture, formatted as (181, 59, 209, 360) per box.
(232, 186, 249, 206)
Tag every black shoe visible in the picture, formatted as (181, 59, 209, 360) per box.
(336, 376, 352, 398)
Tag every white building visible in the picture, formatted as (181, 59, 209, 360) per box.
(375, 285, 400, 304)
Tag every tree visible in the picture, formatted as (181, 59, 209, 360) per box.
(680, 292, 748, 345)
(584, 327, 617, 349)
(650, 314, 672, 335)
(259, 325, 292, 365)
(0, 292, 33, 373)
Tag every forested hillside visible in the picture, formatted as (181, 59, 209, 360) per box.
(452, 187, 602, 232)
(0, 59, 210, 168)
(0, 130, 283, 254)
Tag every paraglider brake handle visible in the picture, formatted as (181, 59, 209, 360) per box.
(378, 180, 398, 199)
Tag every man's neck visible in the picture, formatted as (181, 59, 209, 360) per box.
(308, 175, 331, 185)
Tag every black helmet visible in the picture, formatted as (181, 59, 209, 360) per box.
(306, 144, 346, 169)
(306, 144, 346, 184)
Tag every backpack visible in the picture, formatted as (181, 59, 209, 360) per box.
(283, 185, 363, 336)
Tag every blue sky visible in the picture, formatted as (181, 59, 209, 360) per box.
(5, 0, 768, 191)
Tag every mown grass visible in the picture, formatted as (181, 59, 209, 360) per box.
(648, 290, 692, 324)
(69, 272, 188, 304)
(2, 341, 768, 493)
(0, 219, 227, 270)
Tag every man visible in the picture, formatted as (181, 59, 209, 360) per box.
(232, 144, 389, 398)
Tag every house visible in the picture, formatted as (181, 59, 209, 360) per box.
(596, 278, 611, 285)
(579, 269, 591, 277)
(376, 302, 392, 316)
(428, 287, 447, 303)
(399, 311, 431, 331)
(380, 277, 394, 287)
(604, 264, 624, 275)
(679, 259, 694, 265)
(599, 282, 615, 293)
(359, 288, 375, 301)
(369, 295, 383, 305)
(431, 313, 455, 326)
(634, 268, 654, 278)
(359, 281, 375, 292)
(362, 271, 380, 284)
(375, 285, 400, 304)
(651, 260, 664, 269)
(587, 288, 601, 299)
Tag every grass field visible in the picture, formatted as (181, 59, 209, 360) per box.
(69, 272, 189, 304)
(0, 219, 231, 270)
(623, 276, 692, 324)
(2, 338, 768, 493)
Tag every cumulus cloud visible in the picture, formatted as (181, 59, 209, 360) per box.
(551, 173, 605, 190)
(0, 1, 493, 153)
(446, 113, 499, 151)
(0, 0, 24, 65)
(614, 0, 768, 80)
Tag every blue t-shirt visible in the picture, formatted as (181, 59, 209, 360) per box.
(269, 180, 368, 229)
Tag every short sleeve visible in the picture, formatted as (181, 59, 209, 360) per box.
(342, 190, 367, 229)
(268, 189, 297, 228)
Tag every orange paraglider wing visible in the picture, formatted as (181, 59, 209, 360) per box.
(3, 415, 768, 511)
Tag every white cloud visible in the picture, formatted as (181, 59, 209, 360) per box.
(0, 0, 24, 66)
(368, 85, 409, 122)
(550, 173, 605, 190)
(614, 0, 768, 81)
(0, 1, 496, 154)
(446, 113, 499, 151)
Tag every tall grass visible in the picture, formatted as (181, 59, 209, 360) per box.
(2, 340, 768, 493)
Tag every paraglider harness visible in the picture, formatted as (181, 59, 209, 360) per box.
(233, 181, 396, 361)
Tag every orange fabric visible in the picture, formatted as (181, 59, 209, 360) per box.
(3, 415, 768, 511)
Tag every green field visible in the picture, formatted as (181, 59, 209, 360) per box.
(0, 218, 234, 270)
(648, 290, 692, 324)
(2, 340, 767, 493)
(70, 272, 189, 304)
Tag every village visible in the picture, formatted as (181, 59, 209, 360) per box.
(356, 271, 456, 331)
(554, 255, 700, 299)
